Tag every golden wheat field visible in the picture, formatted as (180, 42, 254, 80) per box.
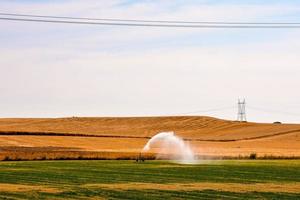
(0, 116, 299, 160)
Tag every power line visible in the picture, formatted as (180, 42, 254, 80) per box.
(1, 14, 300, 28)
(172, 106, 234, 115)
(1, 12, 300, 25)
(2, 17, 300, 28)
(174, 104, 300, 117)
(247, 106, 300, 117)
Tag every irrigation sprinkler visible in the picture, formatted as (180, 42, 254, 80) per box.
(136, 152, 145, 163)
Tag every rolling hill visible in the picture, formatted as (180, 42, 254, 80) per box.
(0, 116, 299, 160)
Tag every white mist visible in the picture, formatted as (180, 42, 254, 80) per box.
(142, 131, 196, 164)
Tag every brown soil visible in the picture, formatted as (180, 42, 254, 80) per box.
(0, 183, 60, 193)
(84, 182, 300, 193)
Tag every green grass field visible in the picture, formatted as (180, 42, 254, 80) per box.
(0, 160, 299, 199)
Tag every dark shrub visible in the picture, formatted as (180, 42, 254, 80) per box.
(250, 153, 257, 159)
(3, 156, 10, 161)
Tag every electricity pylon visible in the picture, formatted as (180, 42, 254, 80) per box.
(237, 99, 247, 122)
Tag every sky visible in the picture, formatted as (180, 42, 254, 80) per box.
(1, 0, 300, 123)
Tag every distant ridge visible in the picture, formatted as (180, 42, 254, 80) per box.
(0, 116, 299, 141)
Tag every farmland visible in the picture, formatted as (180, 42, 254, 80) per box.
(0, 160, 299, 199)
(0, 116, 299, 160)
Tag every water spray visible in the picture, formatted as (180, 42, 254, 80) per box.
(141, 131, 196, 164)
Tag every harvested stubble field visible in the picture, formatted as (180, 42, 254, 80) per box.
(0, 116, 299, 160)
(0, 160, 299, 199)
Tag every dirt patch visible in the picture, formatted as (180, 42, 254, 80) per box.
(84, 182, 300, 193)
(0, 183, 61, 193)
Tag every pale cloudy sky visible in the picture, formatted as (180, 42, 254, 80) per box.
(1, 0, 300, 123)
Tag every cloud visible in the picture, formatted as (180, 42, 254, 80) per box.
(1, 0, 300, 122)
